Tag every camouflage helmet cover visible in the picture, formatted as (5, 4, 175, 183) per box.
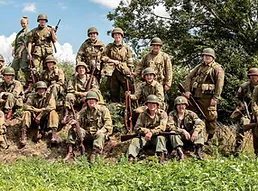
(45, 55, 57, 64)
(151, 37, 163, 46)
(85, 91, 99, 101)
(112, 27, 124, 37)
(174, 96, 189, 106)
(145, 94, 159, 105)
(35, 81, 47, 89)
(76, 62, 87, 72)
(37, 14, 48, 22)
(202, 48, 215, 58)
(3, 67, 15, 76)
(88, 27, 98, 37)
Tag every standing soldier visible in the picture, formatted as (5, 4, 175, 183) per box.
(0, 54, 7, 82)
(27, 14, 57, 71)
(63, 91, 112, 163)
(135, 37, 173, 92)
(40, 55, 65, 103)
(184, 48, 225, 144)
(76, 27, 105, 81)
(0, 67, 23, 119)
(102, 27, 134, 103)
(127, 95, 168, 164)
(20, 81, 59, 147)
(231, 68, 258, 156)
(167, 96, 205, 161)
(11, 16, 30, 85)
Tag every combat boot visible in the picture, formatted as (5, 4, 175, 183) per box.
(128, 155, 135, 163)
(89, 147, 101, 164)
(233, 142, 241, 157)
(51, 127, 57, 144)
(63, 145, 74, 161)
(157, 152, 165, 164)
(194, 144, 204, 160)
(176, 147, 184, 162)
(20, 127, 27, 147)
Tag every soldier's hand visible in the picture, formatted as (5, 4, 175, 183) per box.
(145, 131, 152, 141)
(210, 98, 217, 106)
(125, 91, 131, 96)
(164, 85, 170, 92)
(18, 52, 22, 59)
(144, 129, 150, 134)
(51, 26, 56, 32)
(183, 130, 191, 140)
(185, 92, 191, 99)
(190, 131, 198, 142)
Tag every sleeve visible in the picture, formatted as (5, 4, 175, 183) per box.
(135, 113, 146, 133)
(252, 86, 258, 117)
(130, 82, 142, 100)
(76, 42, 86, 64)
(166, 112, 184, 134)
(164, 54, 173, 87)
(213, 65, 225, 100)
(150, 111, 167, 135)
(12, 82, 22, 98)
(184, 65, 200, 92)
(27, 30, 33, 43)
(42, 94, 56, 116)
(156, 83, 165, 102)
(67, 77, 75, 93)
(24, 95, 41, 113)
(126, 45, 134, 68)
(191, 112, 205, 133)
(101, 43, 111, 62)
(135, 55, 145, 79)
(100, 106, 113, 136)
(57, 69, 65, 85)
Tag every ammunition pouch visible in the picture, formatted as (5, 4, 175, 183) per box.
(201, 84, 215, 94)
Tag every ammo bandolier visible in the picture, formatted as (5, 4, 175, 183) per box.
(185, 60, 224, 136)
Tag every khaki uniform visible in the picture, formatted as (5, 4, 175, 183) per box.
(40, 65, 65, 101)
(251, 85, 258, 155)
(102, 42, 134, 102)
(65, 74, 104, 108)
(136, 51, 173, 88)
(0, 80, 23, 111)
(185, 61, 224, 134)
(76, 39, 105, 77)
(22, 92, 58, 130)
(130, 80, 165, 109)
(127, 109, 168, 157)
(0, 110, 8, 149)
(11, 28, 30, 78)
(28, 25, 55, 70)
(66, 104, 112, 150)
(167, 110, 205, 148)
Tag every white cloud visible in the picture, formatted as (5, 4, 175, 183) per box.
(22, 3, 36, 13)
(153, 4, 170, 18)
(0, 0, 8, 5)
(58, 2, 67, 10)
(0, 33, 76, 64)
(90, 0, 121, 9)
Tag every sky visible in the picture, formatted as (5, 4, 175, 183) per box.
(0, 0, 167, 63)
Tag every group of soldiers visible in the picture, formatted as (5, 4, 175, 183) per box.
(0, 13, 257, 164)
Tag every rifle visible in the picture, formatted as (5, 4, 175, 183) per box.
(68, 98, 85, 154)
(243, 123, 257, 132)
(121, 131, 177, 142)
(243, 100, 251, 119)
(178, 83, 207, 119)
(124, 79, 133, 132)
(52, 19, 61, 53)
(129, 67, 139, 107)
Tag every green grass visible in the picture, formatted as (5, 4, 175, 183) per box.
(0, 155, 258, 191)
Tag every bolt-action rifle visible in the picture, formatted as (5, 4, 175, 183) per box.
(125, 79, 133, 133)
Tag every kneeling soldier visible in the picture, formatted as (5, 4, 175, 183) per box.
(127, 95, 168, 163)
(20, 81, 59, 147)
(64, 91, 112, 163)
(167, 96, 205, 161)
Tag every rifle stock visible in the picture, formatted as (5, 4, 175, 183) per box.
(124, 79, 133, 132)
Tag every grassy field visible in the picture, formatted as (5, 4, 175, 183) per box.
(0, 154, 258, 191)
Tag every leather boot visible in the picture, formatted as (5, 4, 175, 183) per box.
(63, 145, 74, 161)
(128, 155, 135, 163)
(20, 127, 27, 147)
(157, 152, 165, 164)
(51, 127, 57, 143)
(177, 147, 184, 162)
(89, 147, 101, 164)
(233, 143, 241, 157)
(6, 109, 13, 120)
(195, 144, 204, 160)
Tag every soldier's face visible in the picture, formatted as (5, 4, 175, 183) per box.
(4, 75, 13, 83)
(89, 33, 98, 41)
(176, 104, 186, 114)
(113, 33, 122, 42)
(203, 55, 214, 64)
(77, 66, 86, 75)
(38, 19, 47, 27)
(147, 102, 158, 111)
(145, 74, 154, 83)
(152, 45, 161, 53)
(37, 88, 46, 96)
(250, 75, 258, 84)
(20, 19, 28, 29)
(87, 99, 97, 109)
(46, 62, 55, 70)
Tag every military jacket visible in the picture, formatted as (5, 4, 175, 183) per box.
(185, 61, 224, 100)
(130, 80, 164, 105)
(102, 42, 133, 74)
(24, 92, 56, 116)
(13, 28, 30, 54)
(136, 51, 173, 87)
(77, 104, 112, 135)
(40, 65, 65, 87)
(67, 74, 99, 95)
(167, 110, 205, 134)
(0, 80, 23, 99)
(135, 109, 167, 135)
(0, 65, 6, 81)
(76, 39, 105, 71)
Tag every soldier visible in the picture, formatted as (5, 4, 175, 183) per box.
(76, 27, 105, 81)
(27, 14, 57, 71)
(127, 67, 165, 110)
(11, 16, 30, 84)
(231, 68, 258, 156)
(102, 27, 134, 103)
(62, 62, 103, 123)
(0, 110, 8, 149)
(63, 91, 112, 163)
(20, 81, 58, 146)
(127, 95, 168, 164)
(0, 67, 23, 119)
(0, 54, 7, 82)
(184, 48, 225, 144)
(167, 96, 205, 161)
(135, 37, 173, 92)
(40, 55, 65, 103)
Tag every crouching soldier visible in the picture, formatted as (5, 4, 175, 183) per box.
(0, 67, 23, 119)
(63, 91, 112, 163)
(0, 110, 8, 149)
(167, 96, 205, 161)
(127, 95, 168, 164)
(20, 81, 59, 147)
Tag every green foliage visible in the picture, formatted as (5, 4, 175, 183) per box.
(1, 156, 258, 190)
(57, 61, 75, 83)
